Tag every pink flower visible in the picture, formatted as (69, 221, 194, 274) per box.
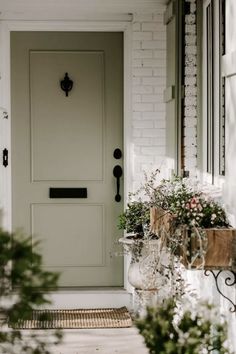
(190, 197, 198, 209)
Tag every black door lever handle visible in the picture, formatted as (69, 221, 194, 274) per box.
(113, 165, 122, 202)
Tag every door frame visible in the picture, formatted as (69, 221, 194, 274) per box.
(0, 19, 132, 291)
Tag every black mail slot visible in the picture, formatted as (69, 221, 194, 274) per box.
(49, 188, 87, 198)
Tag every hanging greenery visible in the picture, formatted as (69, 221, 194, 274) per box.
(0, 228, 62, 354)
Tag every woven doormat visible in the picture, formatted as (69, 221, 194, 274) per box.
(11, 307, 132, 329)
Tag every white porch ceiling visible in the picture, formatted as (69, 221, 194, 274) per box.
(0, 0, 168, 21)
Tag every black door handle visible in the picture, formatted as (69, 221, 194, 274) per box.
(113, 165, 122, 202)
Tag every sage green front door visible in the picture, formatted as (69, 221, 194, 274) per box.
(11, 32, 123, 287)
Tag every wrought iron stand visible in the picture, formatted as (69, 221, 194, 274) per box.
(204, 270, 236, 313)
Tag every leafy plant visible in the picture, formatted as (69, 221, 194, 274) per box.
(0, 228, 62, 354)
(118, 201, 150, 236)
(136, 298, 232, 354)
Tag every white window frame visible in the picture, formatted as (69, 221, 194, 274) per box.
(202, 0, 225, 187)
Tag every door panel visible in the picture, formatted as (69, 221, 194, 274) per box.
(32, 204, 105, 267)
(11, 32, 123, 287)
(30, 51, 104, 181)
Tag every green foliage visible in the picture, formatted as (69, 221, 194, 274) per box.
(118, 201, 150, 235)
(0, 228, 62, 354)
(136, 298, 232, 354)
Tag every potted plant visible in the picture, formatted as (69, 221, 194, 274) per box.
(118, 198, 179, 313)
(147, 175, 236, 270)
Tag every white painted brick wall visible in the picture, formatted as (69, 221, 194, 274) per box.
(184, 0, 198, 178)
(131, 11, 166, 190)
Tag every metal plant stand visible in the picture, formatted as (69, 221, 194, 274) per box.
(204, 270, 236, 313)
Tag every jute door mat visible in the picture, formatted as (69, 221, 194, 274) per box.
(11, 307, 132, 329)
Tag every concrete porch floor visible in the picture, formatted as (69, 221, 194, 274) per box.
(23, 327, 149, 354)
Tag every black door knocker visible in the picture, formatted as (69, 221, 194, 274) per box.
(60, 73, 73, 97)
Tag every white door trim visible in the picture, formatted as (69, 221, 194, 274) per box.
(0, 20, 132, 295)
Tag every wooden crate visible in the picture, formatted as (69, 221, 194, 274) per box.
(181, 228, 236, 270)
(150, 207, 236, 270)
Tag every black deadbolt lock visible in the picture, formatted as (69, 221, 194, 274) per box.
(113, 148, 122, 159)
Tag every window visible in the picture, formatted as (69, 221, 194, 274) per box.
(202, 0, 225, 182)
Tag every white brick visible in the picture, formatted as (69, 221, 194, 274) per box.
(133, 68, 152, 77)
(142, 58, 166, 67)
(154, 86, 165, 94)
(153, 32, 167, 41)
(153, 50, 166, 59)
(185, 35, 197, 45)
(184, 136, 197, 146)
(184, 106, 197, 117)
(135, 155, 155, 164)
(185, 14, 196, 25)
(132, 129, 142, 138)
(184, 127, 196, 137)
(131, 11, 167, 186)
(133, 94, 141, 102)
(154, 120, 166, 128)
(132, 22, 141, 31)
(142, 129, 165, 138)
(142, 22, 163, 31)
(153, 68, 166, 77)
(150, 137, 166, 146)
(133, 77, 141, 85)
(185, 117, 197, 127)
(133, 85, 153, 94)
(185, 146, 197, 156)
(154, 156, 166, 166)
(185, 45, 197, 55)
(185, 24, 196, 34)
(132, 59, 143, 67)
(132, 120, 154, 129)
(142, 94, 163, 103)
(133, 13, 153, 22)
(142, 77, 165, 86)
(133, 50, 153, 59)
(190, 3, 197, 13)
(133, 137, 154, 146)
(153, 7, 166, 17)
(133, 146, 141, 155)
(185, 157, 197, 167)
(141, 163, 157, 172)
(132, 112, 142, 120)
(134, 162, 141, 174)
(185, 96, 197, 106)
(133, 41, 141, 49)
(141, 147, 166, 156)
(185, 76, 197, 85)
(185, 54, 197, 65)
(143, 111, 165, 120)
(133, 31, 152, 41)
(185, 66, 197, 76)
(154, 103, 165, 112)
(133, 103, 153, 112)
(141, 41, 166, 50)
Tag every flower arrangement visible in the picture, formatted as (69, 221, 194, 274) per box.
(119, 171, 234, 270)
(140, 172, 230, 229)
